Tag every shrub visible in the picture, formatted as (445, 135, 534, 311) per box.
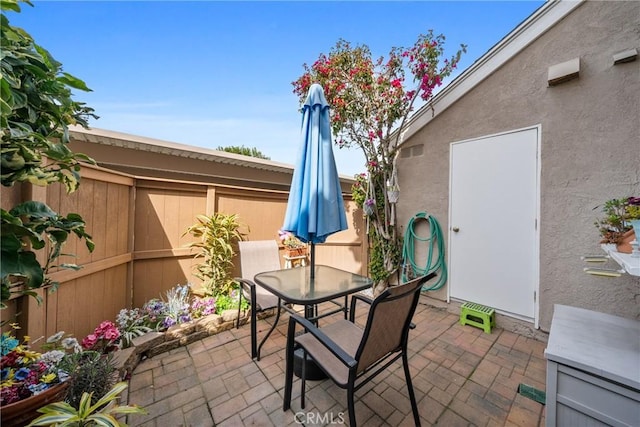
(184, 213, 247, 296)
(58, 351, 117, 409)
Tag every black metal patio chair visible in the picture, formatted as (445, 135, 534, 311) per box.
(283, 272, 436, 427)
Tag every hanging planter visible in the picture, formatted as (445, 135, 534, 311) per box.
(363, 198, 376, 216)
(387, 188, 400, 204)
(387, 171, 400, 204)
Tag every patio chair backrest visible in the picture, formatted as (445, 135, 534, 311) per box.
(239, 240, 281, 279)
(355, 276, 426, 373)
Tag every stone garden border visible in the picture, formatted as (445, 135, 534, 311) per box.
(112, 308, 274, 378)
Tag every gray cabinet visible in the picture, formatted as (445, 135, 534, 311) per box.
(545, 305, 640, 426)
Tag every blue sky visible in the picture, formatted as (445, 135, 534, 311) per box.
(10, 1, 544, 176)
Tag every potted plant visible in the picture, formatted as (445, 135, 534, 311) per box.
(278, 230, 307, 257)
(626, 197, 640, 241)
(0, 315, 133, 426)
(0, 328, 80, 426)
(594, 197, 640, 253)
(27, 381, 146, 426)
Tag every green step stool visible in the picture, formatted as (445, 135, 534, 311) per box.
(460, 302, 496, 334)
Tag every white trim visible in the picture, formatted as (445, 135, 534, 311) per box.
(534, 124, 542, 330)
(401, 0, 583, 143)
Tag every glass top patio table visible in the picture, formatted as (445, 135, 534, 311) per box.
(254, 264, 373, 307)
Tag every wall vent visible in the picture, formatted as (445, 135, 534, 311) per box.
(548, 57, 580, 86)
(613, 48, 638, 65)
(400, 144, 424, 158)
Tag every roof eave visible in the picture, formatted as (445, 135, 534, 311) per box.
(399, 0, 584, 144)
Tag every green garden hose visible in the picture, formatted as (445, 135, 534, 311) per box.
(401, 212, 448, 291)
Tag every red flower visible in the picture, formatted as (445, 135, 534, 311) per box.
(104, 327, 120, 341)
(81, 320, 121, 354)
(81, 334, 98, 350)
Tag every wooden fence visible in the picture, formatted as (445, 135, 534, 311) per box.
(1, 164, 366, 342)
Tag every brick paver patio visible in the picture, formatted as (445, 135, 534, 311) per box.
(124, 298, 548, 426)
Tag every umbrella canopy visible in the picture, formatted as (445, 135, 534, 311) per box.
(283, 83, 348, 257)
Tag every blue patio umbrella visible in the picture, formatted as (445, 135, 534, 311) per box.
(283, 83, 348, 277)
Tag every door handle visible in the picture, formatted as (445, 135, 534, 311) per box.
(452, 227, 460, 232)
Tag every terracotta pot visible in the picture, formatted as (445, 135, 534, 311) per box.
(0, 382, 68, 427)
(616, 229, 636, 254)
(285, 248, 307, 257)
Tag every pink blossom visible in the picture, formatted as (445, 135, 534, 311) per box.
(96, 320, 113, 334)
(103, 327, 120, 341)
(82, 334, 98, 349)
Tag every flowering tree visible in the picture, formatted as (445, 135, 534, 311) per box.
(293, 31, 465, 294)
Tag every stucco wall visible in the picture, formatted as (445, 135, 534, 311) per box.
(399, 0, 639, 332)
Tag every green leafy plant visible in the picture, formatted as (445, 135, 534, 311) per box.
(293, 32, 465, 294)
(57, 351, 117, 409)
(1, 0, 97, 306)
(115, 308, 151, 349)
(1, 202, 94, 305)
(215, 288, 249, 313)
(1, 0, 97, 191)
(184, 213, 247, 296)
(27, 381, 147, 426)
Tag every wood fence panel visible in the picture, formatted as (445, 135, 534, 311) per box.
(102, 264, 129, 323)
(49, 265, 128, 340)
(91, 180, 109, 262)
(105, 183, 121, 258)
(134, 184, 206, 252)
(76, 178, 95, 266)
(216, 189, 288, 240)
(49, 177, 81, 265)
(142, 190, 168, 251)
(132, 182, 207, 306)
(2, 166, 367, 341)
(132, 257, 196, 307)
(132, 259, 163, 307)
(1, 167, 135, 342)
(215, 189, 367, 276)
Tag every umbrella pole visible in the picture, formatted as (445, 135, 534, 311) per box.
(310, 243, 315, 278)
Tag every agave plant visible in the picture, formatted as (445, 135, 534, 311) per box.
(27, 382, 147, 426)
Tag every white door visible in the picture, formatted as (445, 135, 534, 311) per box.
(449, 127, 539, 322)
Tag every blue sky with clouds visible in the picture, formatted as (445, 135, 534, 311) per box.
(10, 1, 544, 176)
